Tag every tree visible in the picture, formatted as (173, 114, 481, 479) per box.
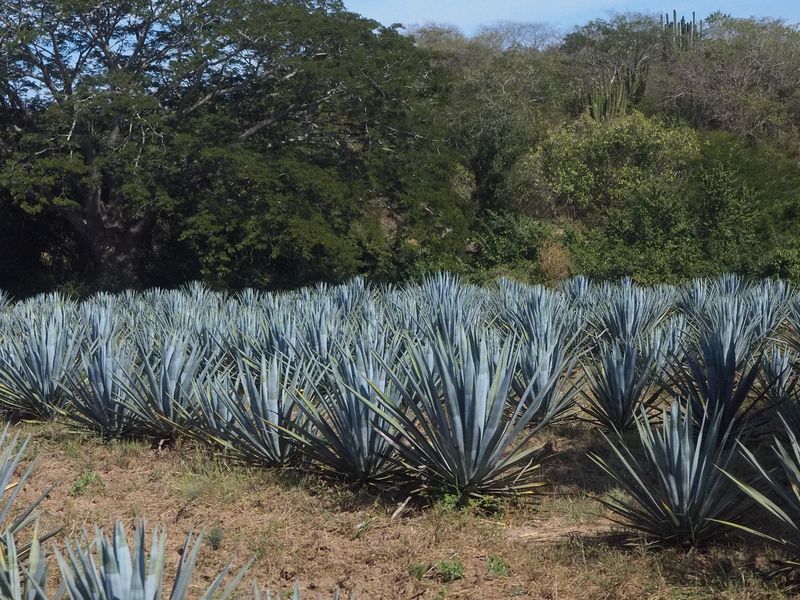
(0, 0, 465, 289)
(517, 111, 701, 218)
(412, 23, 567, 213)
(473, 21, 559, 52)
(653, 13, 800, 142)
(563, 14, 662, 119)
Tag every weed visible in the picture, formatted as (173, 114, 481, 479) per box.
(352, 515, 376, 539)
(435, 558, 464, 583)
(408, 562, 429, 580)
(487, 554, 510, 577)
(69, 471, 104, 496)
(439, 493, 462, 513)
(206, 527, 224, 551)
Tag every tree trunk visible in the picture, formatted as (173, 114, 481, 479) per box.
(87, 227, 146, 290)
(58, 204, 155, 291)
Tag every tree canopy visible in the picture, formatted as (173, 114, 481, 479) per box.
(3, 5, 800, 294)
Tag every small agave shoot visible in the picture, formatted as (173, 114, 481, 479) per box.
(365, 327, 557, 499)
(54, 520, 249, 600)
(591, 402, 751, 546)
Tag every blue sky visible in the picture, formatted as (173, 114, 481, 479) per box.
(344, 1, 800, 33)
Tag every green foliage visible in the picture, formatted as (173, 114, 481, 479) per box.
(469, 211, 551, 280)
(526, 112, 701, 217)
(5, 6, 800, 293)
(0, 0, 468, 291)
(696, 162, 759, 273)
(206, 527, 225, 552)
(563, 14, 661, 119)
(69, 472, 104, 497)
(659, 14, 800, 142)
(564, 181, 703, 283)
(486, 555, 510, 577)
(521, 112, 702, 282)
(407, 562, 429, 580)
(434, 558, 465, 582)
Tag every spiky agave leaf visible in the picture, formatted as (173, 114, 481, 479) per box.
(720, 416, 800, 562)
(593, 279, 674, 344)
(713, 273, 749, 296)
(591, 402, 751, 546)
(559, 275, 593, 305)
(510, 288, 583, 423)
(54, 520, 248, 600)
(0, 305, 82, 419)
(581, 335, 665, 432)
(120, 331, 210, 440)
(676, 275, 753, 326)
(193, 353, 309, 467)
(782, 293, 800, 357)
(0, 525, 49, 600)
(331, 275, 374, 318)
(253, 582, 348, 599)
(414, 272, 487, 345)
(0, 426, 53, 540)
(746, 279, 791, 343)
(291, 330, 404, 485)
(760, 346, 800, 424)
(63, 309, 141, 438)
(667, 295, 768, 437)
(363, 327, 554, 498)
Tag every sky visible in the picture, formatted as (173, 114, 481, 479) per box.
(344, 1, 800, 33)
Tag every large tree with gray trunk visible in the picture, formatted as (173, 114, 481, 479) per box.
(0, 0, 462, 289)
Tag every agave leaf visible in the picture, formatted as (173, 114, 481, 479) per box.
(54, 520, 246, 600)
(721, 417, 800, 556)
(0, 305, 82, 419)
(290, 331, 404, 484)
(591, 402, 752, 546)
(357, 327, 553, 498)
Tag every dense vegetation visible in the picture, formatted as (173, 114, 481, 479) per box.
(2, 273, 800, 595)
(2, 2, 800, 295)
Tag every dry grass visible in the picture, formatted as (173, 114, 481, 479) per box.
(9, 421, 790, 599)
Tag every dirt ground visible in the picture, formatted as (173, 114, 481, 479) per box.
(10, 421, 789, 599)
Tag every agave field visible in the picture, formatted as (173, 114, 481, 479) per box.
(3, 272, 800, 597)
